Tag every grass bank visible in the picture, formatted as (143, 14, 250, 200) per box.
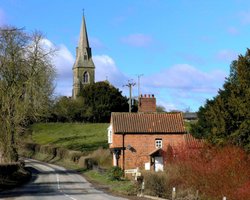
(22, 122, 137, 196)
(29, 123, 109, 151)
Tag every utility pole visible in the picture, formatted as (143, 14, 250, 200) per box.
(123, 80, 136, 113)
(137, 74, 143, 99)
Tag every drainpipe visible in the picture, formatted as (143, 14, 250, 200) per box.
(122, 133, 125, 170)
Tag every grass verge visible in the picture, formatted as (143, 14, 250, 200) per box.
(29, 123, 109, 151)
(26, 151, 136, 197)
(84, 170, 136, 195)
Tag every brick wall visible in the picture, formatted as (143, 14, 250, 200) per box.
(138, 94, 156, 113)
(110, 133, 185, 170)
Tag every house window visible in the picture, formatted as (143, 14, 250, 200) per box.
(83, 72, 89, 83)
(108, 125, 112, 144)
(155, 139, 162, 148)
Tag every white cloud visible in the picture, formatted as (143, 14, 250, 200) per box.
(41, 39, 74, 97)
(41, 39, 226, 111)
(216, 49, 238, 62)
(121, 33, 153, 47)
(40, 40, 128, 97)
(142, 64, 226, 92)
(94, 55, 128, 87)
(139, 64, 227, 111)
(53, 44, 75, 96)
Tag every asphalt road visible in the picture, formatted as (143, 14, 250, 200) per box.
(0, 159, 127, 200)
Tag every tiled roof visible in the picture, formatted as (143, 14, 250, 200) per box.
(111, 112, 186, 134)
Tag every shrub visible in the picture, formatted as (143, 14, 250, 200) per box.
(68, 151, 84, 163)
(90, 148, 112, 168)
(143, 171, 169, 197)
(108, 166, 123, 180)
(174, 145, 250, 200)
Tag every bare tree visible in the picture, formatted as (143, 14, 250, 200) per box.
(0, 26, 56, 163)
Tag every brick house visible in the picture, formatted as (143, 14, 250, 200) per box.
(108, 94, 200, 172)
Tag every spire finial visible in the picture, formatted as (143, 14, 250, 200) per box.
(82, 9, 85, 16)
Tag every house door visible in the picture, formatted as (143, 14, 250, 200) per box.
(155, 156, 163, 172)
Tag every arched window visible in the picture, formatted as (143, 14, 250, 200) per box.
(83, 72, 89, 83)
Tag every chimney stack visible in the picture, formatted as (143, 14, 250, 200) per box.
(138, 94, 156, 112)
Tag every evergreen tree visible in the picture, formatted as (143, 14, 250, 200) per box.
(191, 49, 250, 151)
(79, 81, 129, 122)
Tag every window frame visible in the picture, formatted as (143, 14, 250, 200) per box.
(155, 139, 163, 148)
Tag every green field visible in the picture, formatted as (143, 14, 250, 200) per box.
(30, 123, 109, 151)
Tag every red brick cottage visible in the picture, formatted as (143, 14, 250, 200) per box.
(108, 95, 199, 172)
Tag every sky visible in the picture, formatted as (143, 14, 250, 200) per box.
(1, 0, 250, 111)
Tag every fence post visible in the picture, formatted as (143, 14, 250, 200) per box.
(195, 190, 199, 200)
(222, 197, 226, 200)
(140, 181, 144, 197)
(172, 187, 176, 200)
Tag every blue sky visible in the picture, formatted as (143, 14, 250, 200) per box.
(1, 0, 250, 111)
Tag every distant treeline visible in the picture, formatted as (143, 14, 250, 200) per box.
(45, 81, 135, 123)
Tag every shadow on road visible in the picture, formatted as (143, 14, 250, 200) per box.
(0, 163, 103, 199)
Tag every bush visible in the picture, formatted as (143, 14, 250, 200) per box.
(143, 171, 169, 197)
(174, 145, 250, 200)
(90, 148, 112, 168)
(108, 166, 123, 180)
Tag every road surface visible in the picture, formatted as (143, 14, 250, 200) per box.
(0, 159, 127, 200)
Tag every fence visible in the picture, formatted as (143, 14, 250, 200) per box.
(124, 167, 141, 180)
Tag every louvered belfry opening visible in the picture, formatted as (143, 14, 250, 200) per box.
(138, 94, 156, 113)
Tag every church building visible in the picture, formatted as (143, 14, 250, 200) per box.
(72, 15, 95, 99)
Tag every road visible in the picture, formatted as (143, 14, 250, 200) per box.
(0, 159, 127, 200)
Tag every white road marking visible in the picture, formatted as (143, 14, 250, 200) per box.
(56, 173, 78, 200)
(56, 174, 60, 190)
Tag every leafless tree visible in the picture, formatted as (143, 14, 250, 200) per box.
(0, 26, 56, 163)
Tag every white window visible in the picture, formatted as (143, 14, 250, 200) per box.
(145, 162, 150, 170)
(107, 125, 112, 144)
(155, 139, 162, 148)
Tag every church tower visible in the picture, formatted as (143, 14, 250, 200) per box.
(72, 14, 95, 99)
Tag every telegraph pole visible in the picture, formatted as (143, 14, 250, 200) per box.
(123, 80, 136, 112)
(137, 74, 143, 99)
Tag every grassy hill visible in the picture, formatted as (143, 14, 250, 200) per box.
(29, 123, 109, 152)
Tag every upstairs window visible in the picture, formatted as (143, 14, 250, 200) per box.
(108, 125, 112, 144)
(155, 139, 162, 148)
(83, 72, 89, 83)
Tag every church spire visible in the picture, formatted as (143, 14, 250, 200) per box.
(78, 14, 90, 49)
(72, 13, 95, 99)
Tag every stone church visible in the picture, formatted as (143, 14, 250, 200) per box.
(72, 15, 95, 99)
